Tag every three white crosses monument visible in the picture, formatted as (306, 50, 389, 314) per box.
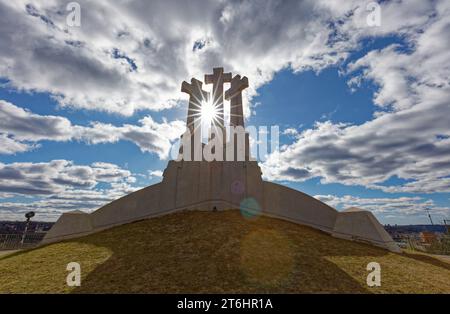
(43, 67, 400, 253)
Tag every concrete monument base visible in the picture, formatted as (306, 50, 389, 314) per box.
(43, 160, 400, 252)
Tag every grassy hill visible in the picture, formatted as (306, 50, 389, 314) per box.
(0, 210, 449, 293)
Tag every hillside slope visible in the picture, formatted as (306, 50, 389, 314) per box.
(0, 210, 449, 293)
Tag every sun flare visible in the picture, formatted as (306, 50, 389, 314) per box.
(201, 100, 218, 125)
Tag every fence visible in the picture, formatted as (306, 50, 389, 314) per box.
(0, 233, 46, 251)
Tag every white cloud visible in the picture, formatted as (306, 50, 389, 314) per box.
(148, 170, 163, 179)
(0, 0, 404, 116)
(282, 128, 299, 138)
(0, 185, 139, 221)
(0, 134, 37, 154)
(315, 194, 450, 223)
(261, 1, 450, 194)
(0, 159, 134, 195)
(75, 116, 185, 159)
(0, 0, 443, 124)
(0, 100, 73, 141)
(0, 100, 185, 158)
(1, 0, 450, 218)
(0, 160, 143, 220)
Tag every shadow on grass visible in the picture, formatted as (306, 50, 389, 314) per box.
(68, 211, 391, 293)
(2, 211, 449, 293)
(402, 252, 450, 271)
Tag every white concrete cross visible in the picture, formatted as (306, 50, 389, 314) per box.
(204, 67, 232, 130)
(181, 78, 210, 131)
(225, 75, 248, 128)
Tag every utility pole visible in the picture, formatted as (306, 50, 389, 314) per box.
(425, 208, 434, 225)
(444, 219, 450, 234)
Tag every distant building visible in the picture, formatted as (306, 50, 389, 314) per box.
(419, 231, 437, 244)
(0, 221, 54, 234)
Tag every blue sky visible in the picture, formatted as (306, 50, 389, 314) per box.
(0, 0, 449, 224)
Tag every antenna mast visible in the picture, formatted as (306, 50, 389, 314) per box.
(425, 208, 434, 225)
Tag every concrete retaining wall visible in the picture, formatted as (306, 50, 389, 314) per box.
(262, 182, 338, 233)
(332, 208, 401, 252)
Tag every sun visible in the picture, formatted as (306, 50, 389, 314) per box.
(201, 100, 218, 125)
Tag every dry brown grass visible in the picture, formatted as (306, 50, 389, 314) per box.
(0, 210, 449, 293)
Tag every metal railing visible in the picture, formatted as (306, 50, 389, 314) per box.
(0, 233, 46, 251)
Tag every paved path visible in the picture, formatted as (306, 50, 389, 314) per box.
(0, 250, 19, 258)
(406, 250, 450, 264)
(433, 254, 450, 264)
